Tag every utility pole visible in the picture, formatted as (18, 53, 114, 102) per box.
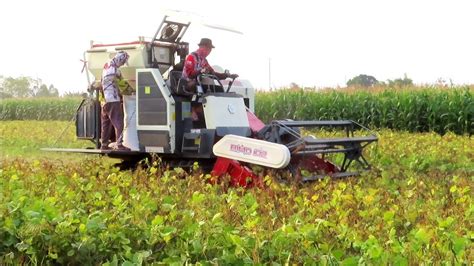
(268, 57, 271, 90)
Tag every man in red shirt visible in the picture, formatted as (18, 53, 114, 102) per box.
(182, 38, 238, 92)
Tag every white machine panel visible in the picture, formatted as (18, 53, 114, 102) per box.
(222, 79, 255, 112)
(203, 96, 249, 129)
(213, 135, 291, 169)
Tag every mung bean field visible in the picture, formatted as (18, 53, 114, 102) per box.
(0, 86, 473, 264)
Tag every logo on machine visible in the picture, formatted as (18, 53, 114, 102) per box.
(230, 144, 268, 159)
(227, 104, 236, 114)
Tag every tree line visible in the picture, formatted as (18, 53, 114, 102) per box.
(285, 74, 417, 90)
(346, 74, 414, 87)
(0, 75, 61, 98)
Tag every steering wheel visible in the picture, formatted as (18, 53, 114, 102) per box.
(225, 76, 236, 93)
(197, 74, 224, 94)
(196, 73, 237, 94)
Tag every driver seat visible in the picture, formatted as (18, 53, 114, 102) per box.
(169, 71, 194, 96)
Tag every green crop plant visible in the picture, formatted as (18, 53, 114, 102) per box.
(0, 121, 472, 264)
(1, 87, 472, 134)
(255, 86, 473, 135)
(0, 97, 81, 121)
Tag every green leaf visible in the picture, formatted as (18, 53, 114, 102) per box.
(341, 256, 359, 266)
(191, 192, 206, 205)
(393, 255, 409, 266)
(368, 245, 383, 259)
(86, 216, 105, 231)
(162, 196, 174, 205)
(110, 254, 119, 266)
(15, 242, 29, 252)
(229, 234, 243, 247)
(192, 239, 203, 253)
(48, 252, 58, 259)
(212, 212, 222, 223)
(152, 215, 164, 226)
(383, 211, 395, 222)
(438, 216, 455, 228)
(94, 192, 102, 199)
(332, 249, 344, 260)
(415, 228, 431, 244)
(161, 226, 177, 235)
(452, 236, 467, 256)
(79, 223, 86, 233)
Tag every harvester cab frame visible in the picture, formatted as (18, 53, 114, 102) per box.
(149, 16, 190, 70)
(44, 15, 378, 187)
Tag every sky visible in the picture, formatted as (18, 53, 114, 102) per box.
(1, 0, 473, 94)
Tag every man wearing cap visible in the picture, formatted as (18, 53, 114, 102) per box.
(182, 38, 239, 91)
(100, 51, 130, 151)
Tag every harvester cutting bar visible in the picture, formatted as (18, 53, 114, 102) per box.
(260, 119, 378, 176)
(291, 137, 375, 172)
(288, 136, 378, 153)
(274, 120, 355, 137)
(273, 120, 355, 129)
(269, 119, 374, 137)
(266, 120, 375, 146)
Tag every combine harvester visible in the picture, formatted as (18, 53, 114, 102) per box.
(45, 16, 378, 187)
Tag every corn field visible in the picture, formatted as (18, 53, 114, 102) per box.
(256, 87, 473, 135)
(0, 87, 472, 135)
(0, 97, 81, 121)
